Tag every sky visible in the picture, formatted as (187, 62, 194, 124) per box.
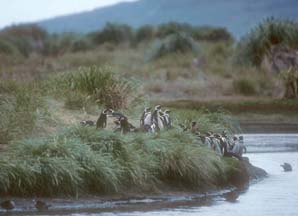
(0, 0, 137, 28)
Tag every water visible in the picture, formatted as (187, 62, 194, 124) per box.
(3, 134, 298, 216)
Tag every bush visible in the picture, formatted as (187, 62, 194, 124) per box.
(0, 38, 20, 56)
(235, 17, 298, 66)
(0, 24, 48, 57)
(156, 22, 193, 38)
(135, 25, 155, 43)
(90, 23, 133, 45)
(192, 27, 233, 42)
(49, 66, 138, 109)
(233, 78, 257, 96)
(147, 32, 200, 61)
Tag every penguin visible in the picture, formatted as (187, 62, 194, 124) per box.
(140, 107, 151, 127)
(281, 163, 292, 172)
(119, 116, 131, 134)
(96, 109, 111, 129)
(151, 105, 162, 132)
(0, 200, 15, 211)
(191, 121, 199, 134)
(80, 120, 95, 127)
(163, 110, 172, 129)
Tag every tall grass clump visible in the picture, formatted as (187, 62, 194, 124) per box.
(233, 78, 257, 96)
(147, 32, 199, 61)
(235, 17, 298, 66)
(0, 126, 239, 196)
(49, 66, 139, 109)
(0, 81, 43, 143)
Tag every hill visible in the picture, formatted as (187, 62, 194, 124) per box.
(37, 0, 298, 37)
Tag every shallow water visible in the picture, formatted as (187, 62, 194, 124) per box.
(2, 134, 298, 216)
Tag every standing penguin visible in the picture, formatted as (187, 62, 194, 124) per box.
(151, 105, 162, 132)
(96, 109, 111, 129)
(140, 107, 151, 128)
(163, 110, 172, 129)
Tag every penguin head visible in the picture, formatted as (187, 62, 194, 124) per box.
(155, 105, 161, 110)
(145, 107, 151, 112)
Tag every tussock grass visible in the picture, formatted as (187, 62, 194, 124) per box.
(0, 126, 238, 197)
(46, 66, 140, 109)
(235, 17, 298, 66)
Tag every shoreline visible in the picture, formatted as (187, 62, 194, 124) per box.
(0, 160, 267, 214)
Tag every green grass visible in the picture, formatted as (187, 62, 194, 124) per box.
(0, 126, 240, 197)
(0, 80, 44, 143)
(235, 17, 298, 66)
(45, 66, 140, 110)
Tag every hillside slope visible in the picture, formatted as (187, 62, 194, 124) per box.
(38, 0, 298, 37)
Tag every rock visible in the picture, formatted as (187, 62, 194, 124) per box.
(0, 200, 15, 210)
(223, 191, 240, 202)
(281, 163, 292, 172)
(228, 160, 267, 188)
(35, 200, 51, 211)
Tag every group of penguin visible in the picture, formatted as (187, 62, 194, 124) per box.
(81, 105, 172, 134)
(180, 121, 246, 160)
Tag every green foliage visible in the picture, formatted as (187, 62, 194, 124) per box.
(0, 24, 48, 57)
(0, 38, 20, 56)
(90, 23, 133, 45)
(235, 17, 298, 66)
(0, 126, 237, 196)
(0, 81, 43, 143)
(233, 78, 257, 96)
(192, 26, 233, 42)
(135, 25, 155, 43)
(49, 66, 137, 109)
(147, 32, 200, 61)
(174, 109, 240, 134)
(156, 22, 193, 38)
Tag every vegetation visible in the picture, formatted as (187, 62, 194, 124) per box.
(2, 18, 295, 198)
(147, 32, 199, 61)
(0, 126, 240, 197)
(0, 81, 44, 144)
(235, 17, 298, 66)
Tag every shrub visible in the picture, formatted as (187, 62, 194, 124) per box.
(90, 23, 133, 45)
(233, 78, 257, 96)
(147, 32, 200, 61)
(135, 25, 155, 43)
(235, 17, 298, 66)
(0, 24, 48, 57)
(0, 38, 20, 56)
(50, 66, 138, 109)
(192, 27, 233, 42)
(156, 22, 193, 38)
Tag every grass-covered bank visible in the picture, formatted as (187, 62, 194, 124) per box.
(0, 126, 245, 197)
